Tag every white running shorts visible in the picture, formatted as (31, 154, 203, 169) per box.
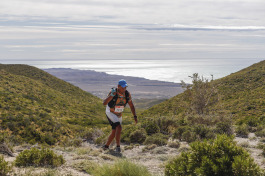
(106, 105, 122, 124)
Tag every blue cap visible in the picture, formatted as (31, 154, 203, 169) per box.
(118, 79, 128, 88)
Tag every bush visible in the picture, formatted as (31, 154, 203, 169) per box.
(129, 128, 147, 144)
(181, 73, 218, 115)
(141, 116, 178, 136)
(92, 159, 151, 176)
(165, 135, 264, 176)
(182, 130, 197, 143)
(232, 156, 263, 176)
(173, 126, 198, 143)
(15, 147, 65, 167)
(95, 134, 108, 145)
(0, 155, 12, 175)
(167, 141, 180, 149)
(0, 133, 16, 152)
(236, 124, 249, 138)
(144, 133, 168, 146)
(68, 138, 83, 147)
(193, 124, 215, 140)
(215, 121, 233, 135)
(255, 126, 265, 137)
(60, 137, 83, 147)
(155, 116, 178, 134)
(72, 160, 98, 174)
(142, 119, 160, 135)
(121, 124, 140, 144)
(81, 128, 104, 142)
(173, 126, 191, 141)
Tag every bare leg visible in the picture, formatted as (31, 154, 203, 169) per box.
(106, 129, 116, 146)
(115, 125, 122, 146)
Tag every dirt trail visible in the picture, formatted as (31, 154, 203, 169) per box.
(4, 133, 264, 176)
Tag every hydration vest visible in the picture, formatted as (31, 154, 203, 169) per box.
(108, 88, 130, 108)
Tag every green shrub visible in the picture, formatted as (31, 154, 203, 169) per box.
(144, 133, 168, 146)
(68, 138, 83, 147)
(0, 155, 12, 175)
(15, 147, 65, 167)
(155, 116, 178, 134)
(232, 156, 263, 176)
(60, 137, 83, 147)
(244, 116, 261, 127)
(167, 141, 180, 149)
(80, 128, 104, 142)
(93, 128, 109, 145)
(95, 134, 108, 145)
(165, 135, 264, 176)
(173, 126, 199, 143)
(21, 169, 59, 176)
(121, 124, 140, 144)
(72, 160, 98, 174)
(142, 119, 160, 135)
(215, 121, 233, 135)
(182, 130, 197, 143)
(193, 124, 215, 140)
(173, 126, 191, 141)
(129, 128, 147, 144)
(236, 124, 249, 138)
(255, 126, 265, 137)
(92, 159, 151, 176)
(0, 133, 16, 152)
(41, 133, 57, 145)
(141, 116, 178, 136)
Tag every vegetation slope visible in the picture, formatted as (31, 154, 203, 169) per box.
(0, 64, 106, 145)
(140, 60, 265, 124)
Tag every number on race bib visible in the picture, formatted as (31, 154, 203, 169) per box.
(115, 106, 124, 112)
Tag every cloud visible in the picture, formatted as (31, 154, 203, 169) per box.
(1, 0, 265, 26)
(0, 0, 265, 61)
(134, 24, 265, 32)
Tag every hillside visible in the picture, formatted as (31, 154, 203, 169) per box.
(140, 60, 265, 123)
(1, 63, 265, 176)
(0, 64, 106, 145)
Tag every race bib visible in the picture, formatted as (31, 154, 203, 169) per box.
(115, 106, 124, 113)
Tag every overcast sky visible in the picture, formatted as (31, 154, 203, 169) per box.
(0, 0, 265, 62)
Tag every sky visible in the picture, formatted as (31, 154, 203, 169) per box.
(0, 0, 265, 62)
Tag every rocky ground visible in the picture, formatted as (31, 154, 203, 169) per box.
(3, 133, 265, 176)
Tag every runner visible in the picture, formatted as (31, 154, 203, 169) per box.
(102, 79, 137, 152)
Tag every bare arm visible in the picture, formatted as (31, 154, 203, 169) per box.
(103, 95, 114, 105)
(128, 100, 137, 123)
(103, 88, 116, 105)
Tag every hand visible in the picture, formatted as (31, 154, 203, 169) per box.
(110, 88, 116, 97)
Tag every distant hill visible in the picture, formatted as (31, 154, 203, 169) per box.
(140, 60, 265, 123)
(0, 64, 105, 145)
(43, 68, 183, 99)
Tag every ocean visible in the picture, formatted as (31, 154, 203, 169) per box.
(1, 58, 264, 83)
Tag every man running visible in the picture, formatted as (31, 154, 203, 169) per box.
(102, 79, 137, 152)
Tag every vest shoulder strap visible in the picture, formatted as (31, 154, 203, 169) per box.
(108, 88, 130, 108)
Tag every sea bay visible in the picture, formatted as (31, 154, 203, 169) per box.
(1, 58, 263, 83)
